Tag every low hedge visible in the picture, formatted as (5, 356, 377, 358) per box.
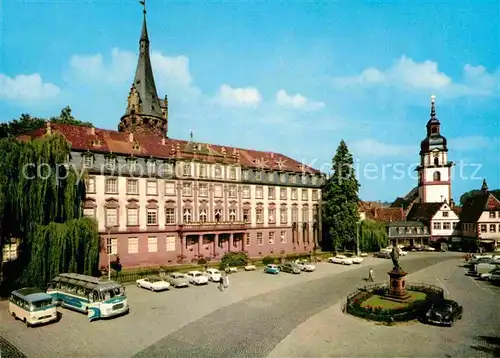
(345, 283, 445, 322)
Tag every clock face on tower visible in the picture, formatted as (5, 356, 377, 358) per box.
(433, 151, 439, 158)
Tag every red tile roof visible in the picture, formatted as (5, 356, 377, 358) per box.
(358, 201, 405, 222)
(20, 123, 320, 174)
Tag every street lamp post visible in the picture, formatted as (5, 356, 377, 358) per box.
(356, 221, 361, 257)
(105, 225, 117, 280)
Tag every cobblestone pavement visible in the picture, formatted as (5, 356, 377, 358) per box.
(0, 255, 384, 357)
(268, 258, 500, 358)
(134, 253, 462, 357)
(0, 253, 475, 357)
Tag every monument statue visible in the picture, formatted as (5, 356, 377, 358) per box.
(390, 246, 401, 270)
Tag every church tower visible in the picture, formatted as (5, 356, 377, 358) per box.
(118, 3, 169, 137)
(417, 96, 453, 203)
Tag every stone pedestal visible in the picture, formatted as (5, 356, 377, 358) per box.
(385, 267, 410, 302)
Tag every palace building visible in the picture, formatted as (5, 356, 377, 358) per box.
(21, 9, 323, 269)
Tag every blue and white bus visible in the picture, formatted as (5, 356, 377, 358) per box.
(47, 273, 129, 321)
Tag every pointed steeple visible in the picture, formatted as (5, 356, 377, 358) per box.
(119, 1, 168, 138)
(481, 179, 489, 192)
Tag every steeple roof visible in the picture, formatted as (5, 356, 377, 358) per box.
(481, 178, 489, 192)
(131, 9, 163, 119)
(420, 95, 447, 154)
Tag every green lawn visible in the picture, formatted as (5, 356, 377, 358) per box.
(360, 291, 427, 310)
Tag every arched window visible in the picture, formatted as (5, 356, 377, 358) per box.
(229, 209, 236, 222)
(199, 209, 207, 223)
(431, 127, 438, 134)
(434, 157, 439, 166)
(433, 171, 441, 181)
(214, 209, 222, 222)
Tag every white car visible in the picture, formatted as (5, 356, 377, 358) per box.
(480, 268, 500, 280)
(350, 256, 364, 264)
(203, 268, 222, 282)
(382, 246, 407, 256)
(295, 260, 316, 272)
(186, 271, 209, 285)
(328, 255, 353, 265)
(423, 245, 436, 252)
(136, 276, 170, 292)
(399, 249, 408, 256)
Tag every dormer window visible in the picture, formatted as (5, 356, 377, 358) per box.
(255, 171, 262, 181)
(133, 143, 140, 151)
(147, 160, 156, 174)
(268, 172, 274, 181)
(91, 140, 101, 147)
(311, 176, 317, 185)
(127, 158, 137, 171)
(104, 156, 116, 169)
(83, 154, 94, 168)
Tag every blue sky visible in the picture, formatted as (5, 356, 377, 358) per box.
(1, 0, 499, 202)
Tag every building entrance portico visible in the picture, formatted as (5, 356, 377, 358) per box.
(181, 231, 246, 263)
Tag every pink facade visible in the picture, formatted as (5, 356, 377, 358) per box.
(99, 224, 318, 269)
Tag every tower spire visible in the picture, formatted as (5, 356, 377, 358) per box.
(481, 178, 489, 192)
(118, 1, 168, 137)
(430, 95, 436, 118)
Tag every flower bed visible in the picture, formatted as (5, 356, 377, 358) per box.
(345, 283, 444, 323)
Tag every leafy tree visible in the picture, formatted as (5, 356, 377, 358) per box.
(321, 140, 360, 252)
(0, 133, 99, 290)
(358, 220, 388, 252)
(0, 106, 92, 139)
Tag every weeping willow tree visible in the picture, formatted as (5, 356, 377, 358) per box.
(358, 219, 388, 252)
(0, 132, 100, 289)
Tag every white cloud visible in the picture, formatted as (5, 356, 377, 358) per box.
(213, 84, 262, 107)
(350, 139, 415, 158)
(0, 73, 60, 101)
(276, 89, 325, 111)
(332, 55, 500, 97)
(68, 47, 200, 98)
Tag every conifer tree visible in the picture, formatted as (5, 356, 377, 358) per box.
(321, 140, 360, 252)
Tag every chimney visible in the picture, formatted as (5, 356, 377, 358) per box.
(129, 133, 134, 142)
(46, 122, 52, 135)
(270, 152, 274, 159)
(161, 137, 166, 145)
(449, 198, 455, 208)
(89, 127, 95, 135)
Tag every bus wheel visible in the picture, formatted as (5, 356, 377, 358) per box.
(24, 318, 30, 327)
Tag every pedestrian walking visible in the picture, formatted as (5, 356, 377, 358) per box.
(218, 273, 225, 291)
(223, 272, 229, 290)
(368, 268, 374, 282)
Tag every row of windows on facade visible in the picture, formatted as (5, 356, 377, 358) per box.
(105, 231, 290, 255)
(86, 206, 317, 226)
(480, 223, 500, 233)
(432, 222, 458, 230)
(395, 226, 429, 234)
(87, 177, 320, 201)
(83, 156, 321, 185)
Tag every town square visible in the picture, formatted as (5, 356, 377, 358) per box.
(1, 0, 499, 357)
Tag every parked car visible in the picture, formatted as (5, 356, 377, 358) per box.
(165, 272, 190, 288)
(423, 299, 463, 326)
(473, 261, 500, 276)
(136, 276, 170, 292)
(480, 268, 500, 280)
(203, 268, 222, 282)
(374, 251, 391, 259)
(244, 264, 257, 271)
(186, 271, 209, 285)
(350, 256, 364, 264)
(328, 255, 353, 265)
(295, 260, 316, 272)
(359, 253, 368, 257)
(279, 262, 301, 274)
(264, 264, 280, 274)
(423, 245, 436, 252)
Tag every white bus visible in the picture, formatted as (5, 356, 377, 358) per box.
(46, 273, 129, 321)
(9, 288, 59, 327)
